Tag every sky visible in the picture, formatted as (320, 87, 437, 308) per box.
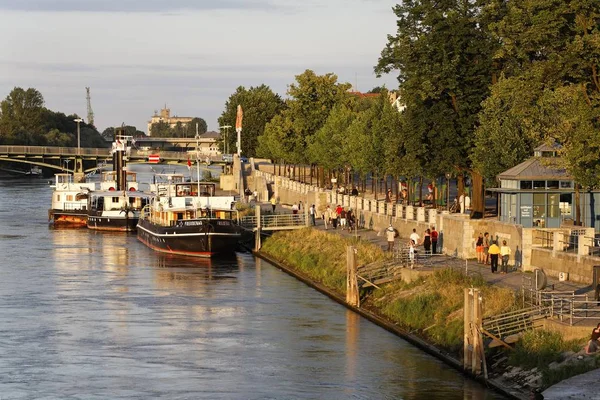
(0, 0, 399, 134)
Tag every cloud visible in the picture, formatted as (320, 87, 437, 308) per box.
(0, 0, 278, 13)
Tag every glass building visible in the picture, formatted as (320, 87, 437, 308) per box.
(491, 144, 600, 231)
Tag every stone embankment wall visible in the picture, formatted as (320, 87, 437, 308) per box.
(251, 168, 600, 285)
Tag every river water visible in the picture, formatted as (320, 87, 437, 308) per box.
(0, 169, 505, 399)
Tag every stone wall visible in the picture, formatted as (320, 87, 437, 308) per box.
(253, 168, 600, 282)
(530, 247, 599, 284)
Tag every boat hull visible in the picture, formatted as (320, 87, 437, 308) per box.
(137, 218, 241, 258)
(48, 209, 88, 226)
(87, 215, 139, 232)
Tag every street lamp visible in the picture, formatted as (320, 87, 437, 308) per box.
(445, 172, 451, 211)
(74, 118, 83, 155)
(220, 125, 231, 155)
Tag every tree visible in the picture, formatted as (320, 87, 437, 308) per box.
(0, 87, 45, 144)
(474, 0, 600, 223)
(185, 117, 208, 137)
(150, 121, 172, 137)
(218, 85, 284, 157)
(257, 70, 351, 163)
(375, 0, 497, 213)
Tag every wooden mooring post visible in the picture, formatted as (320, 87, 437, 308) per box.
(346, 246, 359, 307)
(254, 205, 262, 251)
(464, 288, 486, 377)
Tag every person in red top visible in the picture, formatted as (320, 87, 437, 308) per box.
(430, 226, 439, 254)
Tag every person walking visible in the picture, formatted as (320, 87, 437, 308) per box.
(488, 240, 501, 273)
(483, 232, 491, 265)
(309, 204, 316, 226)
(431, 226, 439, 254)
(332, 206, 339, 229)
(422, 228, 431, 254)
(340, 207, 347, 229)
(410, 229, 420, 248)
(408, 239, 416, 268)
(500, 240, 511, 274)
(386, 225, 396, 252)
(585, 323, 600, 354)
(324, 205, 332, 230)
(270, 195, 277, 213)
(476, 233, 484, 264)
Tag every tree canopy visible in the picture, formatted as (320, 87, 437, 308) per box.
(0, 87, 107, 147)
(218, 85, 284, 157)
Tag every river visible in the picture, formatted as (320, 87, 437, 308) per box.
(0, 168, 505, 399)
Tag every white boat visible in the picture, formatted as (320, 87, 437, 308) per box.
(48, 173, 97, 226)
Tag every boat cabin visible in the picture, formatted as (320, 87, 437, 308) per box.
(100, 170, 139, 191)
(88, 191, 151, 214)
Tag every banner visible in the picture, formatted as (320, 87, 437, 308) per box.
(235, 105, 243, 132)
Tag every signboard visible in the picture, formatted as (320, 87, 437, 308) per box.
(148, 154, 160, 164)
(520, 206, 531, 218)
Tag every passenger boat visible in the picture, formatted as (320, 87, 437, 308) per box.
(48, 173, 97, 226)
(137, 174, 241, 257)
(87, 189, 152, 232)
(86, 134, 150, 232)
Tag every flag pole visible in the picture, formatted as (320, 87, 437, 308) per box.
(195, 123, 200, 202)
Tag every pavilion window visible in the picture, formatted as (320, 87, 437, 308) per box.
(520, 181, 533, 190)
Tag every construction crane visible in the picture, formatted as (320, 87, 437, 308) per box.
(86, 87, 95, 127)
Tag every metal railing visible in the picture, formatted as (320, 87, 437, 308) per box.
(482, 306, 549, 340)
(522, 285, 600, 325)
(534, 229, 554, 249)
(240, 213, 307, 230)
(356, 260, 403, 288)
(0, 145, 110, 156)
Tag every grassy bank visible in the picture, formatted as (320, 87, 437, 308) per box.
(260, 228, 598, 390)
(260, 228, 516, 352)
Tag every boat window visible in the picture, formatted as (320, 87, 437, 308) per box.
(129, 197, 135, 204)
(112, 197, 120, 203)
(56, 194, 61, 202)
(66, 195, 73, 201)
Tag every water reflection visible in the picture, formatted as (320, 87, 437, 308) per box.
(0, 177, 505, 399)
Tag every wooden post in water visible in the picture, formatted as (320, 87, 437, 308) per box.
(346, 246, 359, 307)
(463, 288, 473, 371)
(471, 288, 482, 376)
(254, 205, 262, 251)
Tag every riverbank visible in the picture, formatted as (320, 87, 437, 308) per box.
(255, 228, 527, 399)
(254, 227, 599, 399)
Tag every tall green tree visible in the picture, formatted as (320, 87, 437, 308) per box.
(258, 70, 351, 163)
(185, 117, 208, 137)
(0, 87, 45, 144)
(375, 0, 497, 212)
(218, 85, 284, 157)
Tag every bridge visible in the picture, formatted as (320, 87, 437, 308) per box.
(0, 145, 227, 174)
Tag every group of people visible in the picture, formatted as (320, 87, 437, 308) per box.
(385, 226, 440, 265)
(476, 232, 512, 274)
(323, 204, 356, 231)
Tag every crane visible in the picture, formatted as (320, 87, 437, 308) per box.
(86, 87, 95, 127)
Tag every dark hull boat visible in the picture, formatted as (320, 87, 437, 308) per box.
(137, 176, 241, 258)
(137, 217, 241, 257)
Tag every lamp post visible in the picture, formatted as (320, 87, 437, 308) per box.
(220, 125, 231, 156)
(445, 172, 451, 211)
(74, 118, 83, 155)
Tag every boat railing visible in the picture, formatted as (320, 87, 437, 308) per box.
(63, 202, 87, 211)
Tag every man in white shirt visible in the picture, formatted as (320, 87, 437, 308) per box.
(410, 228, 420, 246)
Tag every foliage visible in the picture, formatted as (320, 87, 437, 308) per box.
(150, 117, 207, 138)
(218, 85, 284, 158)
(0, 87, 107, 147)
(257, 70, 351, 163)
(509, 330, 584, 370)
(475, 0, 600, 187)
(375, 0, 496, 181)
(260, 228, 386, 294)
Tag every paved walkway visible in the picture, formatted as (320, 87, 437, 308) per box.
(311, 219, 591, 294)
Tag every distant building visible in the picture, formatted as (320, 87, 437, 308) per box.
(348, 90, 405, 112)
(147, 107, 194, 135)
